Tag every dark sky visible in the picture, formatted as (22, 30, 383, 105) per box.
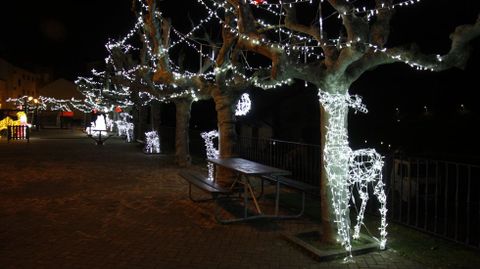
(0, 0, 477, 79)
(0, 0, 135, 80)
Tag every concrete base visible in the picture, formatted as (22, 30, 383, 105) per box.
(283, 230, 382, 261)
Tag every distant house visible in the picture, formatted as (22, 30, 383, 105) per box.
(0, 58, 41, 109)
(38, 78, 84, 101)
(38, 78, 85, 127)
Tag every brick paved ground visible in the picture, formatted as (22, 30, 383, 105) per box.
(0, 129, 427, 269)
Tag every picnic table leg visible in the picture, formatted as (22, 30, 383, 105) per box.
(243, 176, 248, 218)
(245, 177, 262, 214)
(275, 180, 280, 216)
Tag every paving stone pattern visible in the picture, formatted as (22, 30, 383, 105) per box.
(0, 130, 427, 268)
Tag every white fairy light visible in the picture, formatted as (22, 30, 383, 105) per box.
(201, 130, 219, 181)
(86, 114, 108, 137)
(144, 130, 161, 154)
(318, 89, 387, 257)
(115, 112, 134, 142)
(235, 93, 252, 116)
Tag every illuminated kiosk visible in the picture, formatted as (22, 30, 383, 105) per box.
(86, 114, 111, 145)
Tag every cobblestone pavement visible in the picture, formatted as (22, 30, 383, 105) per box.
(0, 130, 427, 269)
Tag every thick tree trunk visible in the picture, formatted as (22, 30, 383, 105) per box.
(174, 98, 193, 167)
(318, 86, 352, 246)
(134, 105, 149, 142)
(150, 101, 161, 132)
(132, 106, 139, 142)
(319, 106, 336, 244)
(212, 91, 236, 185)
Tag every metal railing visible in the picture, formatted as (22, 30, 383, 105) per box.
(158, 128, 480, 247)
(385, 155, 480, 248)
(234, 136, 321, 189)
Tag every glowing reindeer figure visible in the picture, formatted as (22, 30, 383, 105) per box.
(318, 90, 387, 257)
(144, 131, 160, 154)
(115, 113, 134, 142)
(201, 130, 219, 181)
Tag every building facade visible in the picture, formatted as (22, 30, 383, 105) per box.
(0, 58, 41, 109)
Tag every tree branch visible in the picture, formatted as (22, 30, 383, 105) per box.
(347, 15, 480, 81)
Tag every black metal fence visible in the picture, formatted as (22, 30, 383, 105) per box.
(386, 156, 480, 248)
(158, 128, 480, 247)
(234, 136, 321, 188)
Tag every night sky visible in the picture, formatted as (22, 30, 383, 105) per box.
(1, 0, 479, 159)
(0, 0, 135, 79)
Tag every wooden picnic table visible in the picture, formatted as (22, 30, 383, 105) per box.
(207, 157, 292, 223)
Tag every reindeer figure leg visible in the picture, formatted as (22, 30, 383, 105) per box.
(349, 149, 386, 248)
(352, 180, 369, 240)
(374, 176, 388, 250)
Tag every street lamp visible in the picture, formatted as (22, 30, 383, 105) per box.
(33, 98, 39, 130)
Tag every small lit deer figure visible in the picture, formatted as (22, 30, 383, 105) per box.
(201, 130, 219, 181)
(144, 131, 160, 154)
(115, 113, 134, 142)
(318, 90, 387, 256)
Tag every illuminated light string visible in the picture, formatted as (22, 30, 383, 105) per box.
(115, 112, 134, 142)
(7, 95, 89, 113)
(255, 0, 421, 15)
(201, 0, 422, 52)
(68, 0, 433, 115)
(144, 130, 161, 153)
(197, 0, 334, 56)
(75, 0, 434, 135)
(0, 111, 29, 132)
(99, 0, 429, 95)
(201, 130, 219, 181)
(200, 94, 251, 179)
(318, 89, 387, 258)
(86, 114, 108, 137)
(366, 43, 441, 71)
(235, 93, 252, 116)
(99, 0, 433, 104)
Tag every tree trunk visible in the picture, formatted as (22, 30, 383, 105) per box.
(150, 101, 166, 150)
(318, 87, 353, 248)
(212, 91, 236, 185)
(319, 106, 336, 244)
(174, 98, 193, 167)
(134, 105, 149, 142)
(150, 101, 161, 132)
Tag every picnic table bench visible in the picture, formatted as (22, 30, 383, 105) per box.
(178, 170, 233, 202)
(261, 174, 318, 218)
(180, 158, 317, 224)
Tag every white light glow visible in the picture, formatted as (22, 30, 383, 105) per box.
(235, 93, 252, 116)
(144, 131, 161, 153)
(318, 90, 387, 257)
(115, 112, 134, 142)
(86, 114, 107, 137)
(201, 130, 219, 181)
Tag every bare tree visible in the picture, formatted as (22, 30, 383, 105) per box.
(219, 0, 479, 244)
